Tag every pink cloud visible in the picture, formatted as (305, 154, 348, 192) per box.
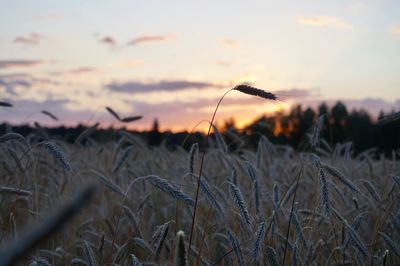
(221, 38, 240, 49)
(215, 59, 232, 67)
(298, 16, 354, 30)
(390, 24, 400, 39)
(127, 34, 175, 46)
(51, 67, 96, 76)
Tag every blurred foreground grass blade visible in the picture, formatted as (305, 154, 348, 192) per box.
(0, 185, 96, 266)
(41, 110, 59, 121)
(121, 116, 142, 123)
(105, 106, 121, 121)
(0, 101, 13, 107)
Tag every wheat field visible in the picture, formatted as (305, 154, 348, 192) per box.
(0, 125, 399, 265)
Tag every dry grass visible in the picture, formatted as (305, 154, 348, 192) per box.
(0, 129, 398, 265)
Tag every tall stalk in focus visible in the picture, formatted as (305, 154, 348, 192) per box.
(187, 84, 277, 258)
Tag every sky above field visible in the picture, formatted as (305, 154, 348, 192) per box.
(1, 0, 400, 131)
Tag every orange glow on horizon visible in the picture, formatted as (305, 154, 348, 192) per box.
(273, 118, 282, 136)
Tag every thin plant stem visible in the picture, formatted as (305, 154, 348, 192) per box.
(188, 89, 232, 258)
(282, 165, 303, 266)
(212, 212, 276, 265)
(195, 205, 214, 266)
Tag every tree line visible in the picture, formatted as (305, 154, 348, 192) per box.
(1, 101, 399, 155)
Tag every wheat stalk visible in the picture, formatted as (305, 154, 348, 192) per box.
(252, 220, 266, 262)
(130, 254, 143, 266)
(228, 182, 252, 230)
(314, 156, 331, 216)
(145, 175, 194, 206)
(0, 133, 25, 143)
(43, 142, 71, 171)
(227, 230, 245, 266)
(83, 240, 97, 266)
(322, 163, 360, 193)
(266, 246, 279, 266)
(174, 231, 188, 266)
(379, 232, 400, 257)
(188, 84, 277, 255)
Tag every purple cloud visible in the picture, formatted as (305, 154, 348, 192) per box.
(106, 80, 224, 93)
(68, 67, 95, 74)
(0, 73, 59, 95)
(0, 79, 30, 95)
(0, 60, 48, 69)
(99, 36, 117, 47)
(14, 33, 44, 45)
(274, 88, 318, 99)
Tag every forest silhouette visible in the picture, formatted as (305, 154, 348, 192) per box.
(1, 101, 399, 155)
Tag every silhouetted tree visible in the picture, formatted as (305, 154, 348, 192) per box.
(148, 119, 162, 146)
(331, 101, 348, 143)
(346, 110, 373, 153)
(318, 103, 328, 116)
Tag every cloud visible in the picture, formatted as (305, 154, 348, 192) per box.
(0, 73, 59, 95)
(215, 59, 232, 67)
(97, 34, 175, 49)
(9, 98, 69, 110)
(274, 88, 318, 99)
(68, 67, 95, 74)
(389, 24, 400, 38)
(0, 76, 31, 95)
(108, 60, 144, 69)
(14, 33, 44, 45)
(127, 34, 175, 46)
(106, 79, 224, 93)
(0, 73, 31, 79)
(221, 38, 240, 49)
(0, 60, 49, 69)
(347, 2, 368, 12)
(51, 67, 96, 76)
(32, 13, 63, 20)
(298, 16, 354, 30)
(341, 98, 399, 115)
(99, 36, 117, 47)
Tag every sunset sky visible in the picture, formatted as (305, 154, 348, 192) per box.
(1, 0, 400, 131)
